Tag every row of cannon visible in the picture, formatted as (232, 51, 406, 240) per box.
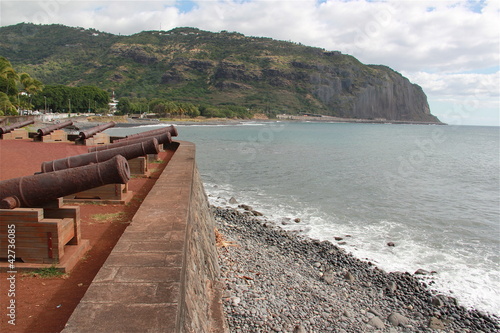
(0, 119, 73, 137)
(1, 118, 116, 140)
(0, 125, 178, 209)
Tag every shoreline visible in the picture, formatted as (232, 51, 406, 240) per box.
(213, 205, 499, 332)
(1, 114, 446, 132)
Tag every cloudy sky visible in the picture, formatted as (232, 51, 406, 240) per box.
(1, 0, 498, 126)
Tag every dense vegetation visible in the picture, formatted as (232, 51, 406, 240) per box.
(1, 56, 111, 115)
(117, 97, 251, 119)
(0, 23, 440, 122)
(31, 85, 110, 113)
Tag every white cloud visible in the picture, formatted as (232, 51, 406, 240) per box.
(0, 0, 498, 125)
(403, 70, 500, 125)
(404, 71, 499, 98)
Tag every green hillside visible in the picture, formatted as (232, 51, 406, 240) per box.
(0, 23, 440, 122)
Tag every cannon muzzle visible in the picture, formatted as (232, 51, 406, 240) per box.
(89, 132, 171, 152)
(78, 121, 116, 139)
(41, 138, 159, 172)
(37, 120, 73, 136)
(0, 120, 35, 135)
(0, 155, 130, 208)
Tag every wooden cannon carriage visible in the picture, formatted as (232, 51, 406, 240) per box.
(34, 120, 73, 142)
(0, 156, 130, 270)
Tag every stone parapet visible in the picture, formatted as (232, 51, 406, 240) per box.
(62, 141, 227, 332)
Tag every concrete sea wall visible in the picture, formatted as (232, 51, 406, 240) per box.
(63, 141, 227, 332)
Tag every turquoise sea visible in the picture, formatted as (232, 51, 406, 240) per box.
(106, 122, 500, 316)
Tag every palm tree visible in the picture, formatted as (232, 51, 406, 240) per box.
(0, 57, 19, 96)
(19, 73, 44, 108)
(0, 92, 15, 116)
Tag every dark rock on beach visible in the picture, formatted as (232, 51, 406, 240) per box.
(213, 206, 499, 333)
(415, 268, 430, 275)
(238, 204, 253, 211)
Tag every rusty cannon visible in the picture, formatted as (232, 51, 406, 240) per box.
(0, 155, 130, 209)
(41, 138, 160, 172)
(118, 124, 178, 141)
(37, 120, 73, 137)
(89, 131, 171, 152)
(0, 119, 35, 135)
(78, 121, 116, 140)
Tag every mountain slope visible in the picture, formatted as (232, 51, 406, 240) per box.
(0, 23, 440, 122)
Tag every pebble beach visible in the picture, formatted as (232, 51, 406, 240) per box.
(213, 205, 499, 333)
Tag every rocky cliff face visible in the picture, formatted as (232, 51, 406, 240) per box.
(306, 63, 437, 122)
(0, 24, 441, 123)
(175, 55, 439, 122)
(352, 66, 436, 122)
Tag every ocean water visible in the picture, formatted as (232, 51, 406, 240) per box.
(106, 122, 500, 315)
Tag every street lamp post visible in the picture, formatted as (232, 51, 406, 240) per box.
(44, 96, 47, 114)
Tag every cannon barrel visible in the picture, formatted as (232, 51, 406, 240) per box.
(0, 119, 35, 135)
(113, 130, 173, 144)
(37, 120, 73, 136)
(79, 121, 116, 139)
(123, 125, 178, 141)
(89, 132, 171, 152)
(41, 138, 159, 172)
(0, 155, 130, 208)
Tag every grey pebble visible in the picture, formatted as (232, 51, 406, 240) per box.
(212, 206, 500, 333)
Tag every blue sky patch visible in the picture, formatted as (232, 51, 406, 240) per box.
(458, 65, 500, 75)
(175, 0, 198, 13)
(465, 0, 487, 13)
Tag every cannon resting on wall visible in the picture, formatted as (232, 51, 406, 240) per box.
(89, 132, 172, 152)
(114, 124, 178, 142)
(41, 138, 159, 172)
(0, 155, 130, 209)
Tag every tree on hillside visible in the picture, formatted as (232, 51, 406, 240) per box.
(116, 97, 132, 115)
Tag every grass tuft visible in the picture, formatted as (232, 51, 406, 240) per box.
(24, 266, 67, 279)
(90, 212, 126, 223)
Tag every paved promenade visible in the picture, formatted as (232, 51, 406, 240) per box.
(63, 141, 225, 332)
